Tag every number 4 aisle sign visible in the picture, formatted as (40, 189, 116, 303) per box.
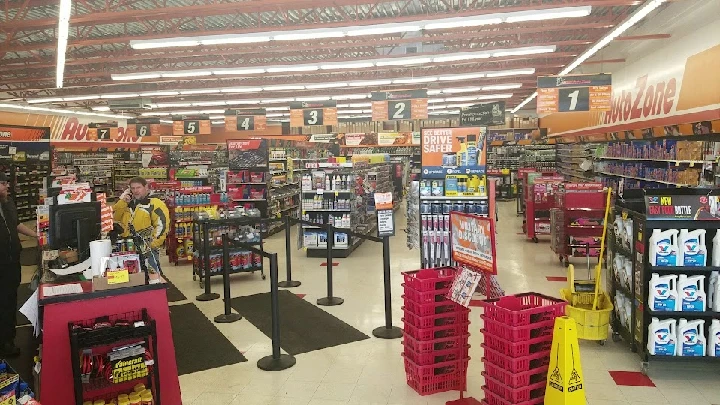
(537, 73, 612, 114)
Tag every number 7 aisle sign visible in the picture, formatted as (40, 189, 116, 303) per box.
(371, 89, 428, 121)
(537, 73, 612, 114)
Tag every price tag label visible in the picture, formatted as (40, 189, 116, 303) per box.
(107, 269, 130, 284)
(316, 189, 324, 195)
(42, 249, 59, 261)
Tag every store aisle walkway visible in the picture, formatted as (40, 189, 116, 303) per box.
(161, 202, 720, 405)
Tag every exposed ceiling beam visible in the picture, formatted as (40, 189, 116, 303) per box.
(615, 33, 671, 40)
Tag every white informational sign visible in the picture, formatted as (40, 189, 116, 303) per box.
(447, 267, 482, 308)
(377, 210, 395, 237)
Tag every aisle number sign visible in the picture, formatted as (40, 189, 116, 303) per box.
(371, 89, 428, 121)
(127, 119, 160, 137)
(87, 123, 118, 141)
(289, 101, 338, 127)
(172, 116, 211, 135)
(537, 73, 612, 114)
(225, 109, 267, 131)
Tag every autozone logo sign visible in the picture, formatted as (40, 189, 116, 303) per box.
(56, 117, 136, 142)
(603, 74, 678, 125)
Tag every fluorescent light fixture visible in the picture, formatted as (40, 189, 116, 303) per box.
(348, 80, 392, 87)
(261, 98, 295, 104)
(443, 96, 480, 102)
(505, 6, 592, 23)
(492, 45, 556, 58)
(433, 52, 491, 63)
(212, 68, 266, 75)
(199, 109, 225, 114)
(511, 92, 537, 113)
(226, 99, 261, 105)
(482, 83, 523, 91)
(139, 91, 179, 97)
(211, 121, 225, 125)
(442, 87, 482, 94)
(62, 95, 101, 101)
(220, 87, 264, 93)
(266, 65, 319, 73)
(100, 93, 139, 99)
(346, 24, 421, 37)
(348, 103, 372, 108)
(156, 102, 193, 108)
(376, 57, 432, 67)
(192, 101, 228, 107)
(332, 94, 369, 100)
(427, 90, 442, 95)
(161, 71, 212, 78)
(429, 110, 461, 115)
(338, 114, 372, 119)
(336, 104, 349, 108)
(339, 109, 364, 114)
(428, 98, 445, 103)
(92, 106, 111, 111)
(319, 62, 374, 70)
(111, 72, 162, 81)
(263, 85, 306, 91)
(56, 0, 71, 88)
(476, 94, 513, 100)
(131, 39, 200, 49)
(306, 83, 348, 90)
(141, 112, 171, 116)
(160, 120, 173, 124)
(438, 73, 486, 81)
(266, 113, 289, 117)
(200, 36, 270, 45)
(26, 97, 64, 104)
(265, 107, 289, 111)
(295, 96, 331, 101)
(485, 68, 536, 78)
(209, 115, 225, 119)
(0, 102, 130, 120)
(392, 77, 438, 84)
(273, 31, 344, 41)
(180, 89, 221, 95)
(424, 17, 503, 30)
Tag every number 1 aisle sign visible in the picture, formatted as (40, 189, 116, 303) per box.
(371, 89, 428, 121)
(537, 73, 612, 114)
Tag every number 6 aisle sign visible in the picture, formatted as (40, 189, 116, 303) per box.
(371, 89, 428, 121)
(289, 101, 338, 127)
(537, 73, 612, 114)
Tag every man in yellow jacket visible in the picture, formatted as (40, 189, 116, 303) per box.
(114, 177, 169, 274)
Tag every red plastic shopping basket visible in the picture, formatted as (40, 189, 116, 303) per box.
(403, 295, 462, 316)
(482, 358, 549, 389)
(402, 344, 469, 366)
(403, 355, 469, 396)
(483, 331, 553, 357)
(402, 307, 470, 329)
(403, 284, 451, 305)
(478, 292, 566, 326)
(481, 386, 545, 405)
(402, 333, 469, 354)
(481, 344, 550, 373)
(403, 320, 470, 341)
(402, 267, 458, 291)
(482, 316, 555, 342)
(483, 372, 546, 403)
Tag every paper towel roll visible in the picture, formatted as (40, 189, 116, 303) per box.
(89, 240, 112, 279)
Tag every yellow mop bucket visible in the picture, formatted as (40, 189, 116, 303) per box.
(561, 264, 614, 342)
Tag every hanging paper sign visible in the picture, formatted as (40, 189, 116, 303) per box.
(460, 101, 506, 126)
(450, 212, 497, 274)
(537, 73, 612, 114)
(371, 89, 428, 121)
(172, 115, 211, 135)
(289, 101, 338, 127)
(225, 109, 267, 131)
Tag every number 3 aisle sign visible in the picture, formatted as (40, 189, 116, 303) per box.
(289, 101, 338, 127)
(537, 73, 612, 114)
(371, 89, 428, 121)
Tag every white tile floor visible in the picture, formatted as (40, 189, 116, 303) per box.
(158, 202, 720, 405)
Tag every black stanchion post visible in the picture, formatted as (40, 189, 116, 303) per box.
(196, 221, 219, 301)
(278, 215, 301, 288)
(257, 253, 296, 371)
(317, 225, 343, 306)
(372, 236, 403, 339)
(215, 234, 242, 323)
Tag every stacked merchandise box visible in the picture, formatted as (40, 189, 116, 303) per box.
(400, 267, 470, 396)
(479, 293, 566, 405)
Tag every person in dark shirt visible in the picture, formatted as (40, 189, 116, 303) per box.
(0, 173, 38, 357)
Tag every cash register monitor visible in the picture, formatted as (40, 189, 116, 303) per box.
(49, 201, 102, 262)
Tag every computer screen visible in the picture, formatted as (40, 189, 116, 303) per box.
(49, 201, 102, 261)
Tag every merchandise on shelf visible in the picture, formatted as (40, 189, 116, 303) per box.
(556, 143, 599, 183)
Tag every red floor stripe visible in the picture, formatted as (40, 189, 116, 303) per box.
(320, 262, 339, 266)
(609, 371, 656, 387)
(546, 276, 568, 282)
(295, 294, 306, 299)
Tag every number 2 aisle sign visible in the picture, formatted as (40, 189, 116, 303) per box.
(537, 73, 612, 114)
(372, 89, 428, 121)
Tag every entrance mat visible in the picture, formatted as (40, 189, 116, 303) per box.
(169, 303, 246, 375)
(16, 284, 34, 326)
(230, 290, 370, 355)
(6, 326, 39, 391)
(165, 280, 187, 302)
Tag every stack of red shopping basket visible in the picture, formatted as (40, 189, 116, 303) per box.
(401, 267, 471, 396)
(479, 293, 566, 405)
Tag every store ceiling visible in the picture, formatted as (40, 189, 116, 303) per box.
(0, 0, 650, 117)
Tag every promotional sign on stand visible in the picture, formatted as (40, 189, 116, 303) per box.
(420, 127, 487, 178)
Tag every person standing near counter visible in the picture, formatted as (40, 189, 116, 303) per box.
(0, 173, 38, 357)
(114, 177, 170, 275)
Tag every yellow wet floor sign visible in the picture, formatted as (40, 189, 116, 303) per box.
(545, 316, 586, 405)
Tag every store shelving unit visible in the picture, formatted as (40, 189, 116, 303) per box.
(6, 155, 51, 222)
(557, 143, 599, 183)
(267, 146, 300, 236)
(551, 184, 607, 267)
(486, 144, 520, 200)
(607, 205, 636, 351)
(524, 175, 563, 243)
(56, 151, 115, 195)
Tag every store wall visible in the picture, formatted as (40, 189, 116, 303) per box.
(541, 21, 720, 137)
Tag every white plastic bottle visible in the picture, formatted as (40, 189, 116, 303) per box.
(710, 271, 719, 311)
(614, 217, 625, 245)
(677, 319, 706, 356)
(679, 229, 707, 266)
(614, 255, 625, 283)
(649, 273, 679, 311)
(623, 217, 634, 248)
(678, 274, 707, 312)
(713, 232, 720, 266)
(647, 318, 677, 356)
(624, 259, 633, 291)
(649, 229, 679, 266)
(708, 319, 720, 357)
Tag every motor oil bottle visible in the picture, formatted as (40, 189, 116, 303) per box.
(467, 134, 478, 166)
(678, 274, 706, 311)
(647, 318, 677, 356)
(623, 217, 633, 248)
(649, 229, 679, 266)
(677, 319, 706, 356)
(710, 271, 719, 311)
(713, 231, 720, 266)
(649, 273, 679, 311)
(614, 217, 625, 246)
(679, 229, 707, 266)
(708, 319, 720, 357)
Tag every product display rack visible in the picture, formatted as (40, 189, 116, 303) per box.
(1, 152, 51, 222)
(266, 146, 301, 236)
(487, 144, 520, 200)
(524, 175, 563, 243)
(556, 143, 599, 183)
(614, 189, 720, 374)
(56, 151, 115, 195)
(607, 205, 638, 352)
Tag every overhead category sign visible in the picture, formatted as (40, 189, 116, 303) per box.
(172, 115, 211, 135)
(537, 73, 612, 114)
(460, 101, 506, 126)
(289, 101, 338, 127)
(88, 122, 118, 140)
(371, 89, 428, 121)
(126, 118, 160, 138)
(225, 109, 267, 131)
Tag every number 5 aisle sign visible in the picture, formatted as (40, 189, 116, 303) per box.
(172, 115, 211, 135)
(371, 89, 428, 121)
(537, 73, 612, 114)
(289, 101, 338, 127)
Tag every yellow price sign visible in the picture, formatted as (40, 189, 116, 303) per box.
(107, 269, 130, 284)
